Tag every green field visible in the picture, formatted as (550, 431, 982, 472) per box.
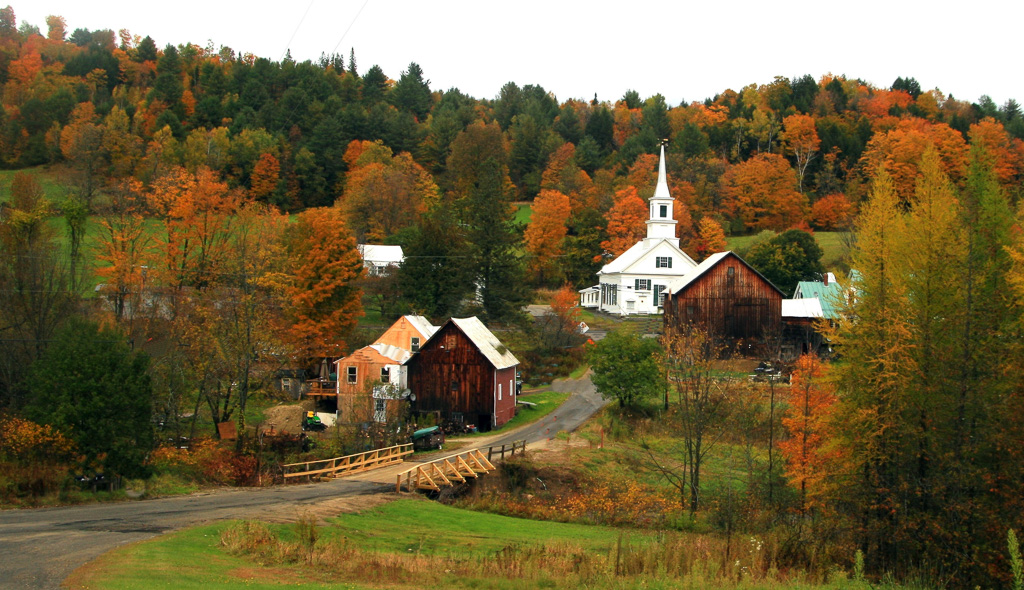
(65, 499, 886, 590)
(726, 231, 850, 270)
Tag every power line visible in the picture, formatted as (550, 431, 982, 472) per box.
(281, 0, 316, 62)
(331, 0, 371, 56)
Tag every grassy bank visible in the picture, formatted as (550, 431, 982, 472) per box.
(67, 499, 896, 590)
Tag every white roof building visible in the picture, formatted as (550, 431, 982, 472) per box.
(582, 146, 698, 316)
(357, 244, 404, 276)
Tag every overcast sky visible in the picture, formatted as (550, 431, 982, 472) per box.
(15, 1, 1024, 107)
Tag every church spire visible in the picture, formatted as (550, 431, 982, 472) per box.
(652, 144, 671, 201)
(645, 144, 678, 246)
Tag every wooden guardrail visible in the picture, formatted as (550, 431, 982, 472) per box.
(395, 440, 527, 493)
(283, 443, 413, 481)
(487, 439, 526, 462)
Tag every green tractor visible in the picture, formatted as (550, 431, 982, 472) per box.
(302, 411, 327, 432)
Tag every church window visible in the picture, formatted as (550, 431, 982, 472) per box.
(659, 205, 668, 217)
(656, 256, 672, 268)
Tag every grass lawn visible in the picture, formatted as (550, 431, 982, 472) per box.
(448, 389, 570, 440)
(514, 202, 532, 225)
(726, 231, 850, 269)
(65, 520, 369, 589)
(0, 166, 66, 203)
(67, 499, 894, 589)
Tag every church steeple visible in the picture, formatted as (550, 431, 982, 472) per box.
(645, 145, 679, 247)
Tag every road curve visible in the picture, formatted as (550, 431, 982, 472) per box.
(0, 372, 606, 590)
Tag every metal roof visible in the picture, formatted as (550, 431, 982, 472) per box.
(450, 317, 519, 370)
(782, 298, 824, 319)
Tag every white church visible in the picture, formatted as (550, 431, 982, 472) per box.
(579, 146, 698, 316)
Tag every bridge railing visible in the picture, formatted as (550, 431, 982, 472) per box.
(283, 443, 413, 481)
(395, 440, 527, 493)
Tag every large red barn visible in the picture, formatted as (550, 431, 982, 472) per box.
(404, 317, 519, 431)
(663, 251, 784, 347)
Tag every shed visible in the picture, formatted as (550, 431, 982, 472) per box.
(404, 317, 519, 431)
(663, 251, 784, 346)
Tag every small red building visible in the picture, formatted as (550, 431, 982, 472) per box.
(404, 317, 519, 432)
(663, 251, 784, 346)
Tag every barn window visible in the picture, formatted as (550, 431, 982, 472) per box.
(656, 256, 672, 268)
(411, 337, 420, 352)
(635, 279, 651, 291)
(380, 367, 390, 383)
(451, 381, 458, 392)
(686, 305, 695, 317)
(346, 366, 357, 384)
(727, 266, 735, 286)
(445, 333, 457, 349)
(498, 383, 502, 401)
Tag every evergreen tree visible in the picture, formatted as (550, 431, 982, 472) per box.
(26, 318, 153, 478)
(391, 62, 432, 121)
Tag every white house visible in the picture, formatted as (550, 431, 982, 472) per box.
(357, 244, 404, 276)
(581, 146, 698, 316)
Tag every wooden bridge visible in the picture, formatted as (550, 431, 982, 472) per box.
(283, 443, 413, 481)
(395, 440, 526, 493)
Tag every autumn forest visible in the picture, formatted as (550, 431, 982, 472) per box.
(3, 6, 1024, 589)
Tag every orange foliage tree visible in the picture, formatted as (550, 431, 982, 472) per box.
(780, 113, 820, 192)
(601, 186, 647, 257)
(524, 189, 571, 284)
(146, 166, 240, 289)
(859, 118, 969, 200)
(94, 178, 153, 328)
(341, 140, 438, 242)
(779, 354, 838, 513)
(968, 117, 1024, 188)
(690, 216, 727, 261)
(282, 207, 364, 363)
(249, 152, 280, 203)
(719, 153, 808, 231)
(810, 193, 855, 230)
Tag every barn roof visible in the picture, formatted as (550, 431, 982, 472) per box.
(370, 343, 412, 364)
(450, 317, 519, 370)
(792, 277, 843, 319)
(666, 251, 785, 297)
(782, 298, 824, 319)
(403, 315, 439, 340)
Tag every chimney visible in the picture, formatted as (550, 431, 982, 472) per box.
(823, 273, 830, 286)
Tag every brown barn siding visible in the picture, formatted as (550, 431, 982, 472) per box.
(664, 254, 782, 341)
(407, 324, 500, 428)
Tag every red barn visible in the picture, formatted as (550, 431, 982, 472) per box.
(404, 317, 519, 432)
(663, 251, 784, 347)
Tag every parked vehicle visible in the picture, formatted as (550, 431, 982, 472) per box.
(411, 426, 445, 451)
(302, 411, 327, 432)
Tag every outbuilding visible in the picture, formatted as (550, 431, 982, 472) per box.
(404, 317, 519, 431)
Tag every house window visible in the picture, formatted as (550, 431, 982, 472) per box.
(346, 366, 357, 384)
(656, 256, 672, 268)
(659, 205, 668, 217)
(380, 367, 390, 383)
(411, 337, 420, 352)
(654, 285, 665, 305)
(374, 398, 386, 423)
(635, 278, 651, 291)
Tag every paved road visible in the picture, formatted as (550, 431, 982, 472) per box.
(0, 373, 606, 590)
